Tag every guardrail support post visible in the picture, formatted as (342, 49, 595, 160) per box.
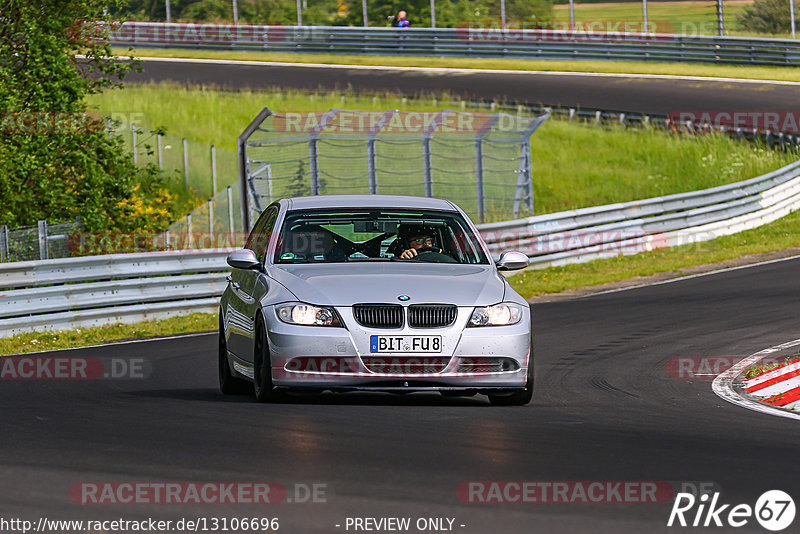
(211, 145, 218, 195)
(37, 220, 49, 260)
(183, 138, 189, 189)
(132, 123, 138, 165)
(423, 136, 433, 197)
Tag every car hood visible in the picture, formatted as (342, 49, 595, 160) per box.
(269, 262, 506, 306)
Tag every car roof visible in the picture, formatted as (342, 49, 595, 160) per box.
(285, 195, 458, 212)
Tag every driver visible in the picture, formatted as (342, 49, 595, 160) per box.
(399, 225, 441, 259)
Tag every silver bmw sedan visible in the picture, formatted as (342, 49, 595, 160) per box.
(219, 195, 533, 405)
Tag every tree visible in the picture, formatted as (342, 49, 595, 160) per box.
(0, 0, 179, 232)
(738, 0, 798, 34)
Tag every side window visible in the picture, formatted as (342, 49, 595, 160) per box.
(245, 208, 278, 263)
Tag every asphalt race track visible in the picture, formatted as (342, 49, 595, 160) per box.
(4, 257, 800, 533)
(128, 57, 800, 114)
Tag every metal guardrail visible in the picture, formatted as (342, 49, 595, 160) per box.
(4, 158, 800, 336)
(0, 250, 231, 336)
(479, 160, 800, 268)
(110, 22, 800, 66)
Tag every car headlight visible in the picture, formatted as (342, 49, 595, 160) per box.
(468, 303, 523, 327)
(276, 303, 342, 327)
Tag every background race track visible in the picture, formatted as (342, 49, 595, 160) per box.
(4, 258, 800, 533)
(128, 58, 800, 114)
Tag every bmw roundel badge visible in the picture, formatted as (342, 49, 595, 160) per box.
(398, 295, 411, 302)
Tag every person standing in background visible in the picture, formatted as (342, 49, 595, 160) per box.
(396, 10, 410, 28)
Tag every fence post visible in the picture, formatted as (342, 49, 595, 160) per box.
(132, 123, 138, 165)
(266, 163, 274, 204)
(367, 138, 378, 194)
(107, 118, 113, 140)
(227, 186, 235, 235)
(474, 139, 485, 223)
(211, 145, 218, 195)
(208, 199, 214, 239)
(187, 214, 193, 249)
(157, 134, 163, 170)
(308, 136, 320, 195)
(0, 225, 8, 262)
(37, 220, 49, 260)
(422, 136, 433, 197)
(183, 137, 189, 189)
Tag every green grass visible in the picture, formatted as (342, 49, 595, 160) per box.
(743, 356, 800, 379)
(0, 313, 216, 356)
(553, 0, 756, 37)
(509, 206, 800, 298)
(113, 43, 800, 83)
(87, 83, 797, 217)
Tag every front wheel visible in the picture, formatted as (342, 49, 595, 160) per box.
(253, 317, 283, 403)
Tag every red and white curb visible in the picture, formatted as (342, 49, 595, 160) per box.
(713, 338, 800, 421)
(743, 357, 800, 410)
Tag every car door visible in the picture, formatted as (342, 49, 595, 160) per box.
(227, 207, 278, 359)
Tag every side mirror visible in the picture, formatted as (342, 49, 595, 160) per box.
(227, 249, 261, 270)
(496, 251, 529, 272)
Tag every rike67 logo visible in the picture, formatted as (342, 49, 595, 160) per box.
(668, 490, 795, 531)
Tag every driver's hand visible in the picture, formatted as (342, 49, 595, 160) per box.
(400, 248, 418, 259)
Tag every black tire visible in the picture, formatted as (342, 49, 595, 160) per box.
(253, 316, 282, 403)
(219, 315, 250, 395)
(488, 357, 534, 406)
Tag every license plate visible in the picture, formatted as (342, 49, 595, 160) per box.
(370, 335, 442, 353)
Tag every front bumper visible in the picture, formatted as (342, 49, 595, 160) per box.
(265, 305, 532, 390)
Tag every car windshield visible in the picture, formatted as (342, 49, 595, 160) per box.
(275, 208, 489, 265)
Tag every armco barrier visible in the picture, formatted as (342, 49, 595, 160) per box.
(3, 159, 800, 336)
(109, 22, 800, 67)
(0, 249, 231, 336)
(479, 160, 800, 267)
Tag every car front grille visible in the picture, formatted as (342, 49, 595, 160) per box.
(408, 304, 457, 328)
(362, 356, 450, 374)
(353, 304, 403, 328)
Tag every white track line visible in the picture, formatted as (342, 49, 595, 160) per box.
(712, 338, 800, 421)
(579, 254, 800, 299)
(131, 56, 800, 86)
(0, 331, 215, 358)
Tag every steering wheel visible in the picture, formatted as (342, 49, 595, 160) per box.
(413, 246, 457, 263)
